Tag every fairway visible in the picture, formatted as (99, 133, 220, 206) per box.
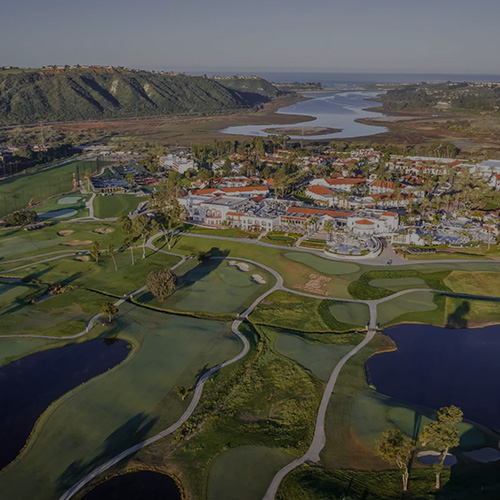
(0, 288, 109, 337)
(444, 270, 500, 297)
(93, 194, 147, 219)
(0, 304, 241, 500)
(207, 446, 295, 500)
(137, 259, 274, 317)
(275, 332, 354, 381)
(284, 252, 360, 275)
(377, 291, 438, 325)
(0, 159, 105, 217)
(249, 291, 365, 332)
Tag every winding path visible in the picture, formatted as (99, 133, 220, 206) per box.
(2, 232, 500, 499)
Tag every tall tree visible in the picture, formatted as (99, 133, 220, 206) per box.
(101, 301, 118, 323)
(107, 243, 118, 271)
(420, 405, 463, 490)
(146, 268, 177, 302)
(90, 241, 101, 262)
(132, 214, 153, 259)
(375, 429, 414, 492)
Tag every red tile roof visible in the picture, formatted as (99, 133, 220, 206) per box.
(307, 185, 334, 196)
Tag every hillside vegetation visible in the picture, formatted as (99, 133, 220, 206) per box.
(0, 68, 281, 125)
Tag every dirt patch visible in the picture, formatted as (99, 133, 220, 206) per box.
(57, 230, 74, 237)
(93, 227, 115, 235)
(74, 255, 90, 262)
(61, 240, 93, 246)
(294, 273, 331, 295)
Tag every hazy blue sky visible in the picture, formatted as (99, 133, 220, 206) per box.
(1, 0, 499, 73)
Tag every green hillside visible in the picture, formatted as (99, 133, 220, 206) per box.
(0, 68, 281, 125)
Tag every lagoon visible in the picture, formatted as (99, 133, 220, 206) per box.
(220, 91, 388, 140)
(366, 324, 500, 432)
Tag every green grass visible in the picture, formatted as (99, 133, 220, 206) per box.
(444, 270, 500, 297)
(207, 446, 295, 500)
(0, 304, 241, 500)
(3, 247, 180, 298)
(0, 288, 108, 337)
(93, 194, 147, 219)
(283, 252, 360, 275)
(377, 291, 439, 326)
(137, 323, 324, 500)
(274, 332, 355, 381)
(348, 270, 451, 300)
(278, 465, 446, 500)
(0, 221, 122, 262)
(249, 291, 367, 332)
(135, 258, 274, 319)
(34, 194, 90, 220)
(0, 159, 105, 217)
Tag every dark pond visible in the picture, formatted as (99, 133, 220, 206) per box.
(366, 324, 500, 432)
(81, 471, 181, 500)
(0, 338, 130, 470)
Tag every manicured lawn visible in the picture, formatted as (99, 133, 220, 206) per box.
(348, 269, 451, 300)
(0, 304, 241, 500)
(93, 194, 147, 219)
(377, 291, 439, 326)
(5, 249, 181, 297)
(34, 194, 90, 220)
(0, 221, 122, 262)
(444, 270, 500, 297)
(283, 252, 360, 275)
(0, 159, 105, 217)
(274, 332, 355, 381)
(0, 288, 107, 337)
(136, 324, 324, 500)
(207, 446, 295, 500)
(250, 291, 367, 332)
(136, 258, 274, 319)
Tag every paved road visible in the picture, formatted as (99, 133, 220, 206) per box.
(173, 230, 500, 267)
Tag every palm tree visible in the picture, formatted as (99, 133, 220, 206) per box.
(108, 243, 118, 271)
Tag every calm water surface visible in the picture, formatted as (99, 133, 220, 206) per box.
(220, 91, 388, 139)
(81, 471, 181, 500)
(0, 338, 130, 470)
(366, 324, 500, 431)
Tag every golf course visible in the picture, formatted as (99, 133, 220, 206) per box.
(1, 216, 500, 500)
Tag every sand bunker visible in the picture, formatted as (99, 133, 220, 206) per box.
(464, 448, 500, 463)
(74, 255, 90, 262)
(58, 196, 81, 205)
(62, 240, 93, 246)
(228, 260, 250, 272)
(417, 451, 457, 466)
(93, 227, 115, 235)
(57, 230, 74, 237)
(294, 273, 331, 296)
(252, 274, 266, 285)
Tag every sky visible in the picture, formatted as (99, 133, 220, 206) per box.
(1, 0, 500, 74)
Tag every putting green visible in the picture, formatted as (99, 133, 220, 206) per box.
(328, 302, 370, 327)
(207, 446, 295, 500)
(377, 291, 437, 325)
(0, 304, 241, 500)
(275, 333, 354, 381)
(284, 252, 360, 275)
(138, 259, 274, 317)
